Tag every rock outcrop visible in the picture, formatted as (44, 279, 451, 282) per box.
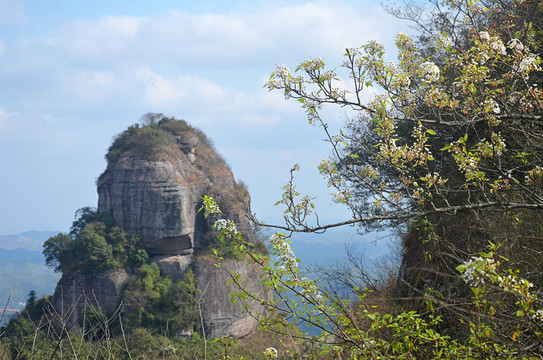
(194, 258, 268, 338)
(51, 269, 129, 326)
(50, 116, 267, 338)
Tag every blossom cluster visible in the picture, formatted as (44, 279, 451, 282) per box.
(508, 38, 524, 53)
(333, 189, 350, 204)
(270, 233, 298, 270)
(516, 55, 538, 79)
(263, 347, 278, 359)
(421, 61, 440, 82)
(266, 65, 290, 91)
(495, 273, 533, 293)
(437, 33, 453, 49)
(529, 309, 543, 323)
(213, 219, 239, 238)
(461, 256, 496, 288)
(484, 98, 500, 114)
(460, 255, 538, 303)
(202, 195, 221, 216)
(476, 133, 506, 158)
(270, 232, 328, 310)
(478, 31, 506, 55)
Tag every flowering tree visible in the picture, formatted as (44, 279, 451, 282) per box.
(205, 0, 543, 358)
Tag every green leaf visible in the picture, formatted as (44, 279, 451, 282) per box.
(456, 264, 466, 273)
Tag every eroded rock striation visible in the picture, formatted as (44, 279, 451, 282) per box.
(51, 115, 268, 338)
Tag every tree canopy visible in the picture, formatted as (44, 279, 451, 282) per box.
(43, 208, 147, 274)
(205, 0, 543, 357)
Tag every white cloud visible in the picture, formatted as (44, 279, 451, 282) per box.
(41, 1, 405, 66)
(134, 67, 227, 107)
(62, 15, 148, 57)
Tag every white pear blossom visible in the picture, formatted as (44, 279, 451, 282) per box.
(517, 55, 538, 79)
(508, 38, 524, 53)
(421, 61, 440, 82)
(490, 38, 506, 55)
(437, 33, 453, 49)
(485, 98, 501, 114)
(530, 309, 543, 323)
(263, 347, 278, 358)
(214, 219, 239, 237)
(461, 256, 496, 288)
(479, 31, 491, 42)
(270, 233, 298, 270)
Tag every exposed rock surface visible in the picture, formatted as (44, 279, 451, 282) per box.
(154, 254, 194, 281)
(51, 269, 129, 326)
(97, 157, 207, 255)
(97, 128, 255, 256)
(194, 257, 271, 338)
(51, 117, 265, 338)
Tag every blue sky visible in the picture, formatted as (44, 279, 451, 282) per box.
(0, 0, 411, 234)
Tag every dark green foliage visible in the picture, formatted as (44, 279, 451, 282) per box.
(3, 293, 51, 339)
(121, 264, 198, 337)
(106, 124, 171, 163)
(70, 206, 116, 238)
(42, 233, 72, 273)
(105, 113, 215, 164)
(43, 208, 147, 274)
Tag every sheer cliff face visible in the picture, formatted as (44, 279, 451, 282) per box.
(97, 157, 205, 255)
(97, 128, 254, 256)
(194, 258, 271, 339)
(51, 270, 129, 327)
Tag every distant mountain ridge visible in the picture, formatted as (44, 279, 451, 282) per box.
(0, 233, 60, 312)
(0, 248, 47, 264)
(0, 230, 59, 251)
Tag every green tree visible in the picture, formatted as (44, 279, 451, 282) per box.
(43, 233, 72, 273)
(202, 0, 543, 357)
(43, 208, 146, 274)
(121, 264, 198, 336)
(72, 228, 117, 272)
(70, 206, 98, 237)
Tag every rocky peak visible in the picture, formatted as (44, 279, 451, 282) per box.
(51, 115, 268, 338)
(96, 115, 254, 256)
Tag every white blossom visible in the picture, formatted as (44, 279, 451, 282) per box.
(214, 219, 239, 237)
(485, 98, 501, 114)
(263, 347, 278, 358)
(437, 33, 453, 49)
(508, 38, 524, 53)
(490, 38, 506, 55)
(421, 61, 440, 82)
(270, 233, 298, 270)
(517, 55, 538, 79)
(530, 309, 543, 323)
(479, 31, 491, 42)
(461, 256, 496, 288)
(395, 32, 413, 47)
(203, 198, 221, 216)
